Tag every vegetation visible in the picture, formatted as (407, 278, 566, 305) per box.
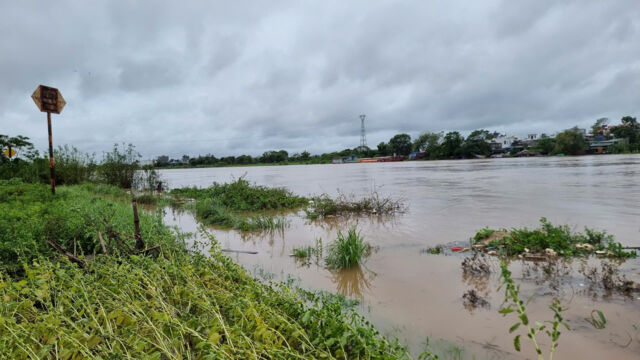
(305, 192, 404, 220)
(291, 238, 324, 266)
(552, 127, 587, 155)
(169, 177, 304, 231)
(325, 227, 370, 270)
(474, 218, 636, 258)
(0, 180, 413, 359)
(499, 262, 569, 360)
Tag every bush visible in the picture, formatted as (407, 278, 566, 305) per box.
(53, 145, 97, 185)
(98, 143, 140, 189)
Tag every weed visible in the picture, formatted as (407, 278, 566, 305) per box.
(498, 261, 569, 360)
(421, 246, 442, 254)
(585, 310, 607, 329)
(476, 218, 636, 258)
(325, 227, 370, 269)
(305, 191, 404, 220)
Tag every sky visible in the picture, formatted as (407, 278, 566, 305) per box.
(1, 1, 639, 159)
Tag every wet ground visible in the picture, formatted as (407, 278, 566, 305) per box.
(159, 155, 640, 359)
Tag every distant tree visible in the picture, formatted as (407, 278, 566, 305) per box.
(440, 131, 464, 158)
(388, 133, 412, 156)
(461, 129, 493, 157)
(301, 150, 310, 160)
(621, 116, 638, 129)
(553, 127, 587, 155)
(535, 137, 556, 155)
(591, 118, 608, 137)
(0, 134, 37, 162)
(377, 142, 390, 156)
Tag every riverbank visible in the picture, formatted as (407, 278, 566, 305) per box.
(0, 180, 413, 359)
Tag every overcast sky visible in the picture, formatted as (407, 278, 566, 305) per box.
(2, 1, 639, 159)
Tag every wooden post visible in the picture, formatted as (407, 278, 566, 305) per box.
(132, 198, 144, 250)
(47, 111, 56, 195)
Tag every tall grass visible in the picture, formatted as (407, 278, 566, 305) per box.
(326, 227, 370, 269)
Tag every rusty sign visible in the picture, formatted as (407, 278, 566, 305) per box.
(32, 85, 66, 114)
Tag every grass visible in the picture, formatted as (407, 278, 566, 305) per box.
(291, 238, 324, 266)
(325, 227, 370, 269)
(474, 218, 636, 258)
(170, 177, 304, 231)
(421, 246, 442, 255)
(0, 180, 414, 359)
(305, 191, 404, 220)
(170, 177, 307, 212)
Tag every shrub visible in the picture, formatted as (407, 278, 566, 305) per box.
(98, 143, 140, 189)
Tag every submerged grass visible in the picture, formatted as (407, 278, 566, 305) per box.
(171, 177, 303, 231)
(305, 191, 404, 220)
(474, 218, 636, 258)
(325, 227, 370, 269)
(0, 180, 413, 359)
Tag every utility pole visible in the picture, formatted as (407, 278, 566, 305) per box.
(359, 114, 367, 148)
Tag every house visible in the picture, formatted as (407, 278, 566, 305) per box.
(588, 138, 626, 154)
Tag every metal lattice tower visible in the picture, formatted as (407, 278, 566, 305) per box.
(359, 114, 367, 148)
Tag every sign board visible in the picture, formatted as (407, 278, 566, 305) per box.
(3, 148, 16, 158)
(31, 85, 66, 114)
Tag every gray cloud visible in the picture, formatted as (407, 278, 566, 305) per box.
(1, 0, 639, 159)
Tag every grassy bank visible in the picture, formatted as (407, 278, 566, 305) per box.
(0, 180, 411, 359)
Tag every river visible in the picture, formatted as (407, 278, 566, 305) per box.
(159, 155, 640, 359)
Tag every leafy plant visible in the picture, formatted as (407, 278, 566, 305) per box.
(498, 262, 569, 360)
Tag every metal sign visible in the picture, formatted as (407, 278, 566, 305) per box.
(3, 148, 17, 158)
(32, 85, 65, 195)
(32, 85, 66, 114)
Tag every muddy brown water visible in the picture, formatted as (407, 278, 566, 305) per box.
(159, 155, 640, 359)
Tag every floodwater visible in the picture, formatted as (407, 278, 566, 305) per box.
(159, 155, 640, 359)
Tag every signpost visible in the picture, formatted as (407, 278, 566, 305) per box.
(32, 85, 66, 195)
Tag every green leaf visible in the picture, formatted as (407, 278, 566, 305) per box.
(509, 323, 521, 333)
(513, 335, 521, 352)
(519, 313, 529, 326)
(499, 308, 514, 315)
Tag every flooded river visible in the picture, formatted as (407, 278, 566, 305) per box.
(159, 155, 640, 359)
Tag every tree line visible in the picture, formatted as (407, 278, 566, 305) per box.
(155, 115, 638, 167)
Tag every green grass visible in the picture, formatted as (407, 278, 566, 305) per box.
(0, 180, 413, 359)
(325, 227, 370, 269)
(170, 177, 308, 212)
(475, 218, 636, 258)
(171, 177, 304, 231)
(292, 238, 324, 265)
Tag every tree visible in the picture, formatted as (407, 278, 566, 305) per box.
(461, 129, 493, 157)
(0, 134, 37, 162)
(377, 142, 390, 156)
(300, 150, 310, 160)
(535, 137, 556, 155)
(591, 118, 608, 137)
(388, 133, 412, 156)
(621, 116, 638, 129)
(440, 131, 464, 158)
(553, 127, 587, 155)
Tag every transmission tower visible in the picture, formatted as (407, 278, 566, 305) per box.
(359, 114, 367, 148)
